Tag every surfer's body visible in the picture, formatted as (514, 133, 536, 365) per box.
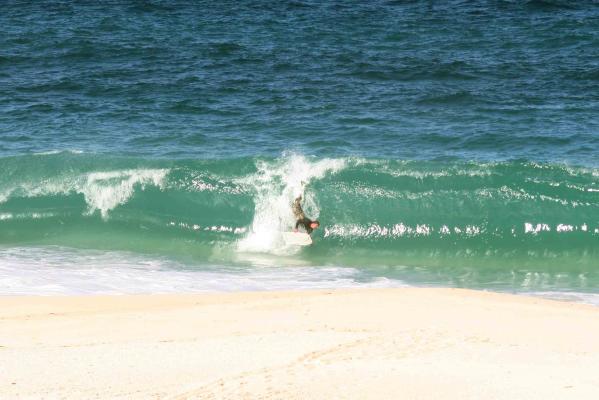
(292, 196, 319, 234)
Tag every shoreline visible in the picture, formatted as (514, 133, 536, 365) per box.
(2, 288, 599, 399)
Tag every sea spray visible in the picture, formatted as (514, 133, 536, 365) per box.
(236, 154, 345, 254)
(81, 169, 168, 219)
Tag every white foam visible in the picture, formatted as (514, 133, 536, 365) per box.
(0, 246, 403, 295)
(81, 169, 167, 218)
(0, 213, 13, 220)
(0, 212, 57, 220)
(2, 247, 596, 306)
(323, 223, 488, 238)
(556, 223, 574, 232)
(524, 222, 551, 234)
(236, 154, 345, 254)
(32, 149, 84, 155)
(0, 168, 168, 219)
(378, 165, 492, 179)
(188, 174, 245, 194)
(525, 291, 599, 307)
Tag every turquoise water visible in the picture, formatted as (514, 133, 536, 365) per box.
(1, 1, 598, 299)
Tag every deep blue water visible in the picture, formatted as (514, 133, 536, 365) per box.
(1, 0, 598, 162)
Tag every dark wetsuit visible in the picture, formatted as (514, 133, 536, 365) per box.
(292, 197, 315, 234)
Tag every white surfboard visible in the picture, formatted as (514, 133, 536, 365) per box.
(282, 231, 313, 246)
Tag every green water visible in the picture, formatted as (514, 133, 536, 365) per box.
(1, 152, 597, 296)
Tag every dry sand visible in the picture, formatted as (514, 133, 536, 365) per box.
(1, 288, 599, 399)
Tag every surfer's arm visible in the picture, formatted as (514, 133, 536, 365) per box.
(292, 196, 305, 220)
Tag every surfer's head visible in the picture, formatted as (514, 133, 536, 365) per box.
(310, 220, 320, 230)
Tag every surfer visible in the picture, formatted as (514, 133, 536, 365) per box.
(292, 195, 320, 235)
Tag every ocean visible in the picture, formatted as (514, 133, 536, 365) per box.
(1, 1, 597, 303)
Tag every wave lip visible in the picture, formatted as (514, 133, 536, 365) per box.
(81, 169, 168, 218)
(1, 164, 168, 219)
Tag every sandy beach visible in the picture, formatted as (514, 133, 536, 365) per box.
(1, 288, 599, 399)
